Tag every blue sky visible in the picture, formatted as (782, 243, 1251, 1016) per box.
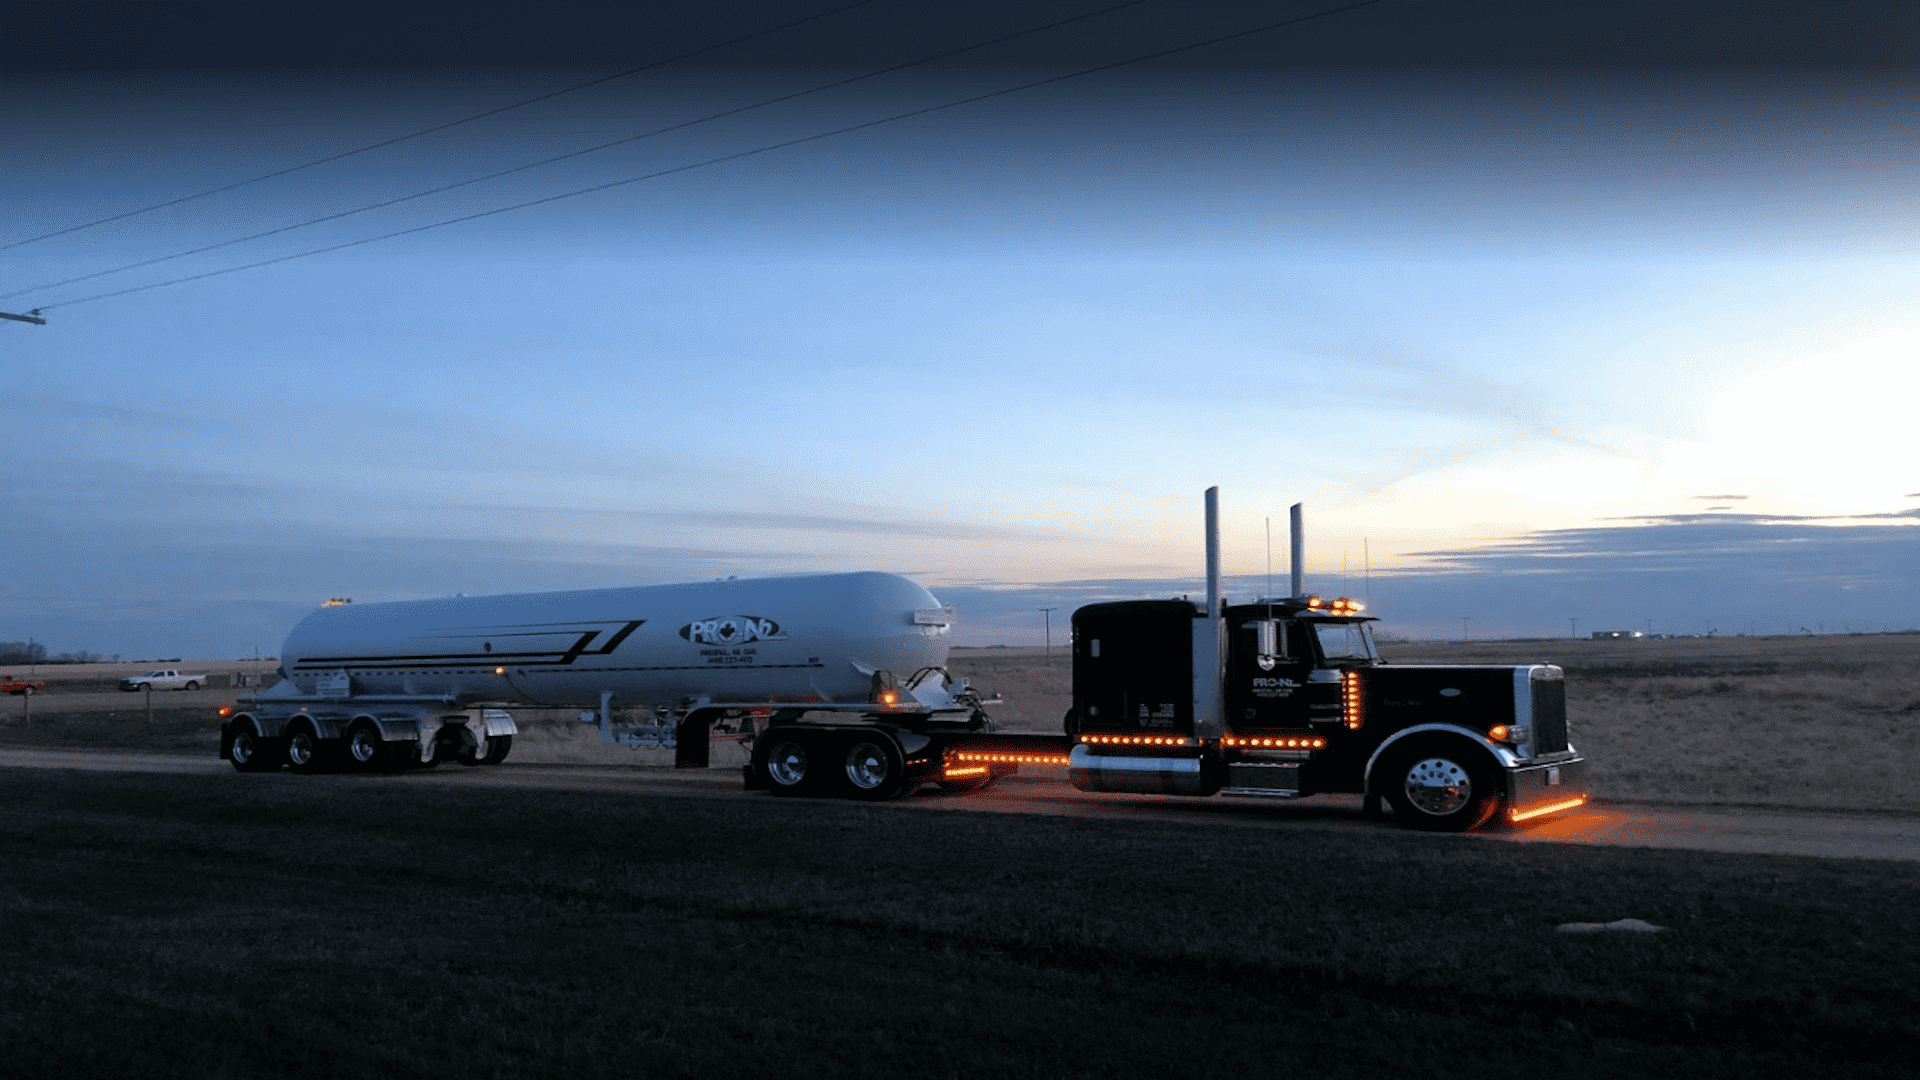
(2, 1, 1916, 657)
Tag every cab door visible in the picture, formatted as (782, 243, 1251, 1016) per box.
(1223, 608, 1315, 729)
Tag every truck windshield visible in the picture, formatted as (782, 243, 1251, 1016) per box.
(1314, 621, 1378, 662)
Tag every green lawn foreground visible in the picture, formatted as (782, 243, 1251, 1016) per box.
(3, 767, 1916, 1079)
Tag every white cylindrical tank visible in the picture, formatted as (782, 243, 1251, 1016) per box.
(279, 571, 951, 709)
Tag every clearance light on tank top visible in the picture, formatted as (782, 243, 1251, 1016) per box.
(952, 751, 1072, 766)
(495, 667, 506, 675)
(1221, 736, 1326, 749)
(1509, 795, 1587, 823)
(1341, 670, 1363, 729)
(874, 687, 902, 706)
(1078, 734, 1193, 747)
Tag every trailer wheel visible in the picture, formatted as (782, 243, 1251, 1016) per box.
(1377, 738, 1500, 832)
(755, 733, 815, 796)
(284, 720, 331, 774)
(841, 734, 908, 801)
(344, 720, 395, 773)
(224, 724, 278, 772)
(482, 734, 512, 766)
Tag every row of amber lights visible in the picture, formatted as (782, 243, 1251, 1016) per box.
(1078, 734, 1194, 746)
(1220, 736, 1326, 749)
(1341, 670, 1363, 730)
(953, 752, 1074, 766)
(942, 765, 991, 778)
(1509, 795, 1587, 823)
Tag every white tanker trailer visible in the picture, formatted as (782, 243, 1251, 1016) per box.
(221, 571, 1006, 788)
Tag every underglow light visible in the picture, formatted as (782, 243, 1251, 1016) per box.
(943, 765, 989, 778)
(954, 752, 1071, 766)
(1510, 795, 1588, 823)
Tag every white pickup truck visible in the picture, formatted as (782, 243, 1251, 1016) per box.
(118, 669, 205, 692)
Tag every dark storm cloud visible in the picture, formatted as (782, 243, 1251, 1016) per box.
(6, 1, 1920, 74)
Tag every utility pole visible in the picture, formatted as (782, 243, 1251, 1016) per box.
(1038, 607, 1058, 659)
(0, 309, 46, 325)
(1461, 617, 1471, 641)
(1570, 618, 1577, 640)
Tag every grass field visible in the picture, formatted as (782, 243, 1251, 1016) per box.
(4, 767, 1918, 1079)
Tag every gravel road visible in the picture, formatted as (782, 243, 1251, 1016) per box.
(7, 746, 1919, 863)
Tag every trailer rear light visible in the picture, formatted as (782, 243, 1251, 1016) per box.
(1341, 670, 1363, 730)
(1078, 734, 1192, 747)
(942, 765, 990, 779)
(1221, 736, 1326, 749)
(953, 752, 1072, 766)
(1510, 795, 1587, 823)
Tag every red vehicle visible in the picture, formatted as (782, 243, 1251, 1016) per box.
(1, 675, 45, 695)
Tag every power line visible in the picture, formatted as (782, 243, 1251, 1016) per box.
(3, 0, 1151, 303)
(0, 1, 875, 254)
(34, 0, 1384, 312)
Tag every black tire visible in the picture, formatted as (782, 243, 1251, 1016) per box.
(1377, 738, 1501, 832)
(840, 734, 909, 801)
(224, 724, 278, 772)
(1062, 707, 1080, 740)
(754, 731, 816, 797)
(137, 683, 152, 692)
(343, 719, 395, 773)
(18, 685, 32, 697)
(284, 720, 331, 774)
(183, 681, 200, 692)
(482, 734, 512, 766)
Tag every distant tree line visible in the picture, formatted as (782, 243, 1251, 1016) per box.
(0, 641, 109, 665)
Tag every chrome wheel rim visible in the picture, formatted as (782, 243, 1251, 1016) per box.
(766, 742, 808, 787)
(349, 729, 379, 763)
(287, 733, 314, 767)
(1404, 757, 1472, 816)
(845, 743, 890, 790)
(230, 732, 254, 765)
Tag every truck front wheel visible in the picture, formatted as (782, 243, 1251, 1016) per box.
(1378, 739, 1501, 832)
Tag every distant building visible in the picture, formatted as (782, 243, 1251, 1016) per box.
(1591, 630, 1644, 640)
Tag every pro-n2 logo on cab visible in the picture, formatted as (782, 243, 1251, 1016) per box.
(680, 616, 788, 645)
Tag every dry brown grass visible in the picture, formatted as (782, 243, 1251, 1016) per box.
(1385, 633, 1920, 813)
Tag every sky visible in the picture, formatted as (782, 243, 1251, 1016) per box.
(2, 0, 1917, 658)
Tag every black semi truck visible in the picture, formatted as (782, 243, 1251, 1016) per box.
(740, 491, 1589, 832)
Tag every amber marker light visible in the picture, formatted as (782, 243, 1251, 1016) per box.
(1487, 724, 1510, 742)
(495, 666, 507, 675)
(1510, 795, 1588, 823)
(943, 765, 989, 779)
(217, 705, 233, 718)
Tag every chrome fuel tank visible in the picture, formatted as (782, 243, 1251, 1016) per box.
(279, 571, 950, 709)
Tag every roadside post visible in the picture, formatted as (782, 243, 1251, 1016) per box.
(145, 684, 153, 724)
